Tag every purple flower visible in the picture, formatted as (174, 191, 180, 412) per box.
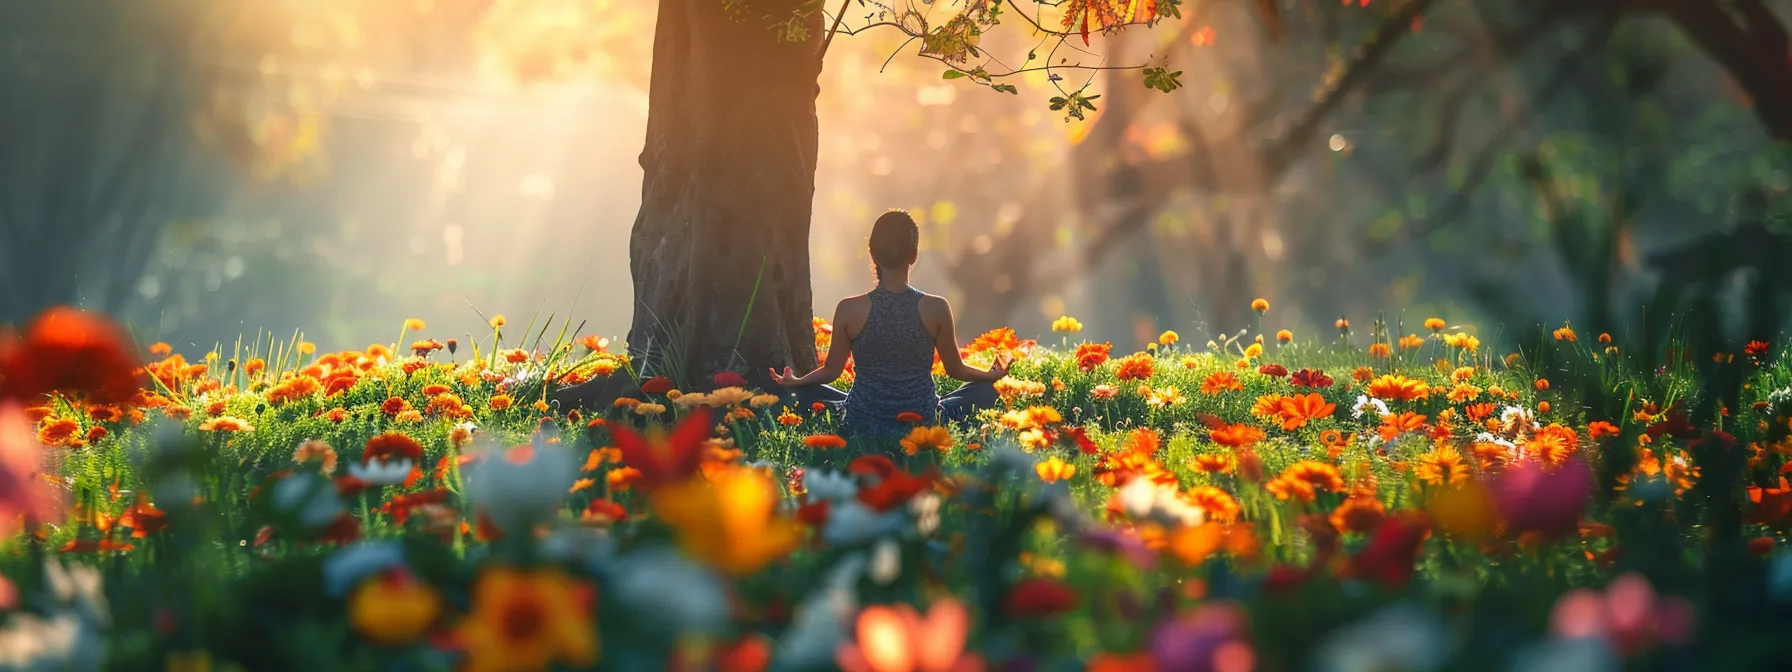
(1151, 602, 1251, 672)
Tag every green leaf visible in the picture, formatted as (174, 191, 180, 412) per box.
(992, 83, 1019, 95)
(943, 70, 966, 80)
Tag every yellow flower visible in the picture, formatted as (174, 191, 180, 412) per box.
(648, 467, 804, 576)
(900, 426, 954, 456)
(348, 572, 443, 646)
(296, 341, 316, 355)
(1243, 343, 1263, 358)
(1415, 446, 1472, 487)
(1146, 386, 1186, 407)
(1036, 456, 1076, 483)
(490, 315, 507, 328)
(1158, 330, 1180, 346)
(403, 318, 427, 331)
(1052, 316, 1084, 333)
(1424, 317, 1446, 332)
(459, 567, 597, 672)
(1251, 298, 1269, 313)
(1276, 329, 1293, 343)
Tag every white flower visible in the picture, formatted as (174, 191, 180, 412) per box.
(803, 470, 859, 503)
(822, 500, 908, 545)
(1117, 477, 1204, 527)
(776, 555, 866, 668)
(42, 561, 107, 625)
(909, 493, 941, 537)
(348, 458, 414, 486)
(607, 546, 729, 636)
(1500, 405, 1534, 428)
(463, 437, 578, 534)
(270, 473, 346, 528)
(0, 612, 88, 669)
(1508, 638, 1618, 672)
(454, 421, 479, 436)
(322, 542, 406, 598)
(1770, 386, 1792, 405)
(1315, 604, 1447, 672)
(1352, 395, 1390, 420)
(870, 538, 902, 586)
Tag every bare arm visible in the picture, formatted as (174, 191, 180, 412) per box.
(924, 297, 1009, 383)
(771, 302, 854, 387)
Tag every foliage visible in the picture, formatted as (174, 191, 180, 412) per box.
(1, 302, 1790, 670)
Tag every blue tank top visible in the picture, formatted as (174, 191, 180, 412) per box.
(843, 287, 940, 437)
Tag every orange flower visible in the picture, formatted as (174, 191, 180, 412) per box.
(1377, 411, 1428, 442)
(1525, 424, 1580, 466)
(1329, 495, 1386, 535)
(0, 308, 144, 405)
(804, 434, 849, 450)
(1276, 393, 1336, 430)
(1368, 343, 1391, 359)
(1415, 446, 1471, 486)
(1114, 354, 1154, 381)
(1036, 456, 1076, 483)
(198, 416, 253, 432)
(35, 417, 81, 448)
(1075, 342, 1114, 372)
(896, 411, 925, 424)
(1366, 374, 1430, 402)
(1276, 329, 1293, 343)
(1189, 453, 1232, 474)
(488, 395, 513, 411)
(1424, 317, 1446, 332)
(1184, 485, 1240, 522)
(1209, 423, 1265, 450)
(1588, 421, 1620, 439)
(1199, 371, 1242, 395)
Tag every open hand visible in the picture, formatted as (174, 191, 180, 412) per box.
(988, 355, 1011, 380)
(767, 366, 799, 387)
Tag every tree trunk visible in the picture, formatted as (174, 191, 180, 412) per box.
(558, 0, 823, 408)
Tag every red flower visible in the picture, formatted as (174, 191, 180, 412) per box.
(611, 406, 713, 490)
(363, 432, 424, 462)
(847, 455, 897, 481)
(1344, 512, 1429, 590)
(641, 376, 675, 396)
(1059, 426, 1100, 454)
(582, 499, 628, 523)
(713, 371, 749, 388)
(1290, 369, 1333, 388)
(795, 500, 831, 528)
(857, 468, 936, 512)
(0, 308, 144, 405)
(1003, 577, 1080, 617)
(1258, 363, 1288, 378)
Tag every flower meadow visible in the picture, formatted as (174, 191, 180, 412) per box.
(0, 305, 1790, 671)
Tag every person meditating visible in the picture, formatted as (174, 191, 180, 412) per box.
(769, 210, 1007, 437)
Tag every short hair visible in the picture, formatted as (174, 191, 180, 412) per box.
(868, 209, 920, 280)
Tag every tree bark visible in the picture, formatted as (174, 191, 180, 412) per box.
(558, 0, 824, 408)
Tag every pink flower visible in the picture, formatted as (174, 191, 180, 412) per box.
(1549, 572, 1695, 656)
(1495, 455, 1592, 539)
(0, 402, 61, 535)
(836, 597, 984, 672)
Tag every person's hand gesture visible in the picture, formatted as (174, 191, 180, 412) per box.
(768, 366, 799, 387)
(988, 355, 1012, 380)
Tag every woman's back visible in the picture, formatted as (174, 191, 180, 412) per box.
(843, 287, 939, 435)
